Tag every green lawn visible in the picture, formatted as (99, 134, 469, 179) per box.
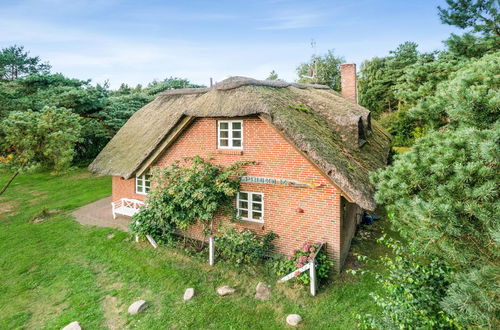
(0, 169, 390, 329)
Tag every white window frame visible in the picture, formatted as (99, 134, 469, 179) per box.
(217, 120, 243, 150)
(237, 191, 264, 223)
(135, 173, 151, 195)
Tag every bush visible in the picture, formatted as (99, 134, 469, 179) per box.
(129, 207, 177, 245)
(216, 227, 277, 264)
(273, 241, 333, 285)
(130, 156, 253, 243)
(0, 106, 82, 172)
(358, 237, 458, 329)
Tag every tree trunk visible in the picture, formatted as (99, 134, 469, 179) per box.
(0, 171, 19, 196)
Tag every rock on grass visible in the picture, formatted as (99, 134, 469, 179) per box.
(286, 314, 302, 326)
(216, 285, 235, 296)
(62, 321, 81, 330)
(183, 288, 194, 301)
(128, 300, 148, 315)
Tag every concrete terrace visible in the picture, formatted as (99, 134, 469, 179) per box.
(72, 196, 131, 232)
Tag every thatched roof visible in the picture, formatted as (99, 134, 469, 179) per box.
(89, 76, 391, 210)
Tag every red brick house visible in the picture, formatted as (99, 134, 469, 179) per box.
(89, 65, 391, 270)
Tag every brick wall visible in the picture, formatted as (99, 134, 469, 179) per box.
(112, 116, 354, 270)
(340, 63, 357, 104)
(340, 197, 362, 268)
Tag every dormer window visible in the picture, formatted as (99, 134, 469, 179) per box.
(358, 118, 367, 147)
(218, 120, 243, 149)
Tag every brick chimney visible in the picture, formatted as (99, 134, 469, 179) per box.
(340, 63, 357, 104)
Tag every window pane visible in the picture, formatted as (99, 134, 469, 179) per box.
(219, 122, 228, 129)
(145, 186, 150, 193)
(239, 210, 248, 218)
(232, 130, 241, 139)
(232, 139, 241, 147)
(137, 186, 143, 193)
(219, 139, 228, 147)
(239, 201, 248, 209)
(252, 203, 262, 211)
(252, 212, 262, 220)
(239, 192, 248, 200)
(219, 130, 229, 138)
(145, 180, 150, 187)
(252, 193, 262, 202)
(232, 122, 241, 130)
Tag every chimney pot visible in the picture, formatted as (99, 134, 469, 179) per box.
(340, 63, 357, 104)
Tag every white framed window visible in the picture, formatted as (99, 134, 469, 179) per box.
(218, 120, 243, 149)
(237, 191, 264, 223)
(135, 173, 151, 195)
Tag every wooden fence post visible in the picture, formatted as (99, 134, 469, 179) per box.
(309, 259, 317, 296)
(209, 236, 215, 266)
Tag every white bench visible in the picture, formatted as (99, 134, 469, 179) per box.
(111, 198, 145, 219)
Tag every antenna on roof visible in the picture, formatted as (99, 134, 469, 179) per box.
(299, 38, 318, 80)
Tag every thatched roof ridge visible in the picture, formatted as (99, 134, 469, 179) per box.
(89, 76, 391, 210)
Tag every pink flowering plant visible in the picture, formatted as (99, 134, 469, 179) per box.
(273, 241, 333, 285)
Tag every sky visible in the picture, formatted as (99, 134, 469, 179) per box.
(0, 0, 460, 88)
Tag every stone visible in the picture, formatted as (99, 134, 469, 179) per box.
(254, 282, 271, 300)
(183, 288, 194, 301)
(286, 314, 302, 326)
(216, 285, 235, 296)
(107, 233, 115, 239)
(128, 300, 148, 315)
(62, 321, 81, 330)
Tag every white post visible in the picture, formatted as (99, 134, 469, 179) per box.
(309, 260, 317, 296)
(209, 236, 215, 266)
(135, 234, 139, 242)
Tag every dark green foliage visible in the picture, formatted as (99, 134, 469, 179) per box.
(444, 32, 499, 59)
(0, 45, 50, 80)
(99, 93, 153, 132)
(131, 156, 253, 241)
(0, 45, 203, 165)
(266, 70, 279, 80)
(438, 0, 500, 36)
(410, 51, 500, 129)
(296, 50, 345, 90)
(143, 77, 205, 95)
(358, 57, 391, 116)
(0, 106, 82, 172)
(215, 227, 277, 264)
(129, 207, 177, 245)
(359, 237, 458, 329)
(272, 241, 332, 285)
(441, 264, 499, 328)
(372, 127, 498, 267)
(371, 126, 499, 327)
(393, 52, 466, 109)
(377, 108, 422, 147)
(358, 42, 420, 117)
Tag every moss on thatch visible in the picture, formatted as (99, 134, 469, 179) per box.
(89, 77, 391, 210)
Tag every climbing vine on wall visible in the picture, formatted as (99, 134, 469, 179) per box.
(130, 156, 254, 243)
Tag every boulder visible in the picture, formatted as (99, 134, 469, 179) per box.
(286, 314, 302, 326)
(128, 300, 148, 315)
(62, 321, 81, 330)
(254, 282, 271, 300)
(183, 288, 195, 301)
(216, 285, 235, 296)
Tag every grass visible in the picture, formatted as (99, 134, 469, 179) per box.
(0, 169, 392, 329)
